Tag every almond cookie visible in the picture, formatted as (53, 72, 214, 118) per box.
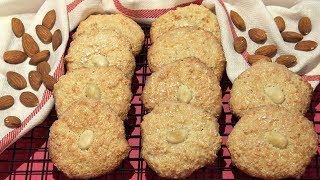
(150, 4, 220, 43)
(227, 106, 318, 179)
(65, 30, 135, 77)
(49, 100, 130, 179)
(142, 57, 222, 117)
(148, 27, 226, 80)
(73, 14, 144, 55)
(53, 67, 132, 120)
(141, 103, 221, 179)
(229, 61, 312, 117)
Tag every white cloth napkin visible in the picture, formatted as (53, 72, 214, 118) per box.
(0, 0, 319, 153)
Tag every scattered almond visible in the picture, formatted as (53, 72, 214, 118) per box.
(3, 50, 27, 64)
(255, 45, 277, 58)
(274, 16, 285, 32)
(276, 55, 297, 68)
(20, 91, 39, 107)
(234, 36, 247, 54)
(0, 95, 14, 110)
(4, 116, 21, 128)
(52, 29, 62, 51)
(230, 10, 246, 31)
(42, 74, 57, 91)
(247, 55, 272, 65)
(29, 50, 50, 65)
(11, 18, 25, 37)
(22, 33, 39, 57)
(6, 71, 27, 90)
(295, 40, 318, 51)
(37, 61, 51, 75)
(42, 9, 56, 30)
(298, 17, 312, 35)
(29, 71, 43, 91)
(248, 28, 267, 44)
(36, 25, 52, 44)
(281, 31, 303, 43)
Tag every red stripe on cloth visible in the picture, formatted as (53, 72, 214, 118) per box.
(67, 0, 84, 13)
(113, 0, 203, 18)
(302, 75, 320, 81)
(0, 56, 65, 152)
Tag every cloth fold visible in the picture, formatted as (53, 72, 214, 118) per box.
(0, 0, 319, 153)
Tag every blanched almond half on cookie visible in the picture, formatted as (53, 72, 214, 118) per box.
(166, 129, 188, 144)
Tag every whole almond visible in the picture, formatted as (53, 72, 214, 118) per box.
(274, 16, 285, 32)
(295, 40, 318, 51)
(3, 50, 27, 64)
(298, 17, 312, 35)
(6, 71, 27, 90)
(0, 95, 14, 110)
(29, 71, 43, 91)
(52, 29, 62, 51)
(248, 28, 267, 44)
(42, 74, 57, 91)
(36, 25, 52, 44)
(234, 36, 247, 54)
(276, 55, 297, 68)
(20, 91, 38, 107)
(22, 33, 40, 57)
(230, 10, 246, 31)
(281, 31, 303, 43)
(29, 50, 50, 65)
(247, 55, 272, 65)
(11, 18, 25, 37)
(4, 116, 21, 128)
(255, 45, 277, 58)
(37, 61, 51, 75)
(42, 9, 56, 30)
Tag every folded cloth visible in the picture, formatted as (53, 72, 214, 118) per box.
(0, 0, 319, 153)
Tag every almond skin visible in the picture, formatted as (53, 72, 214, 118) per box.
(3, 50, 27, 64)
(22, 33, 40, 57)
(29, 71, 43, 91)
(248, 28, 267, 44)
(281, 31, 303, 43)
(52, 29, 62, 51)
(230, 10, 246, 31)
(42, 9, 56, 30)
(6, 71, 27, 90)
(274, 16, 285, 32)
(20, 91, 39, 107)
(247, 55, 272, 65)
(255, 45, 277, 58)
(0, 95, 14, 110)
(295, 40, 318, 51)
(11, 18, 25, 37)
(276, 55, 297, 68)
(4, 116, 21, 128)
(234, 36, 247, 54)
(29, 50, 50, 65)
(42, 74, 57, 91)
(298, 17, 312, 35)
(36, 25, 52, 44)
(37, 61, 51, 75)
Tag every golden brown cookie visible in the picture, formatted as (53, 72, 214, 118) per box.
(148, 27, 226, 80)
(142, 57, 222, 117)
(49, 100, 130, 179)
(229, 61, 313, 117)
(141, 103, 221, 179)
(227, 106, 318, 179)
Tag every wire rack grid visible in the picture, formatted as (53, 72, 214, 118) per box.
(0, 25, 319, 180)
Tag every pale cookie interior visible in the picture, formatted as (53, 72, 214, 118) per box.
(265, 131, 288, 149)
(264, 85, 285, 104)
(78, 129, 94, 150)
(166, 129, 188, 144)
(85, 84, 101, 100)
(177, 84, 193, 104)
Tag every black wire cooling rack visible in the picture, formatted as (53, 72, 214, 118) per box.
(0, 25, 319, 180)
